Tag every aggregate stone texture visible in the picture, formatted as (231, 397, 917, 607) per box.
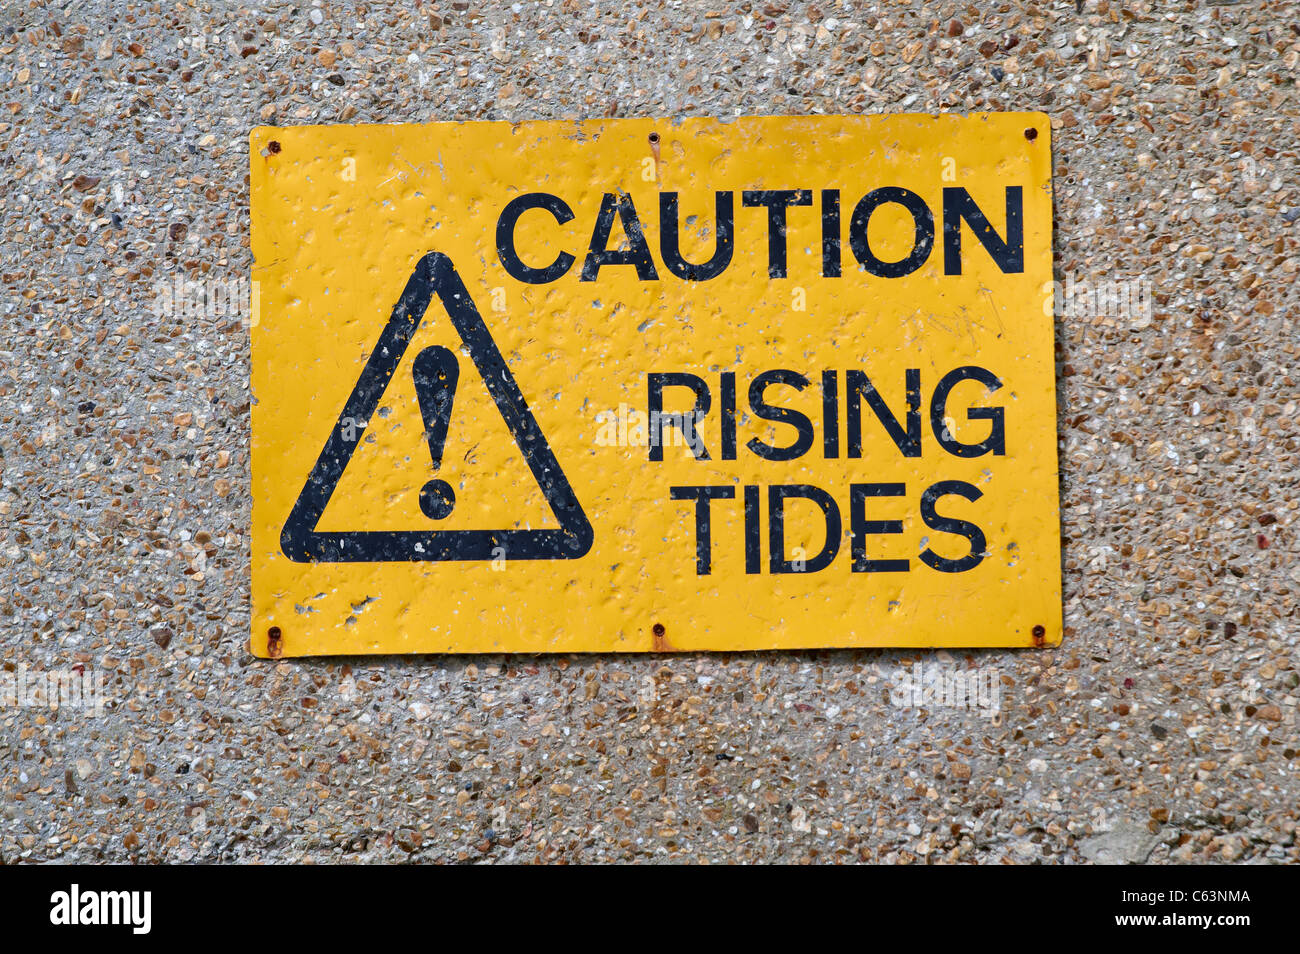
(0, 0, 1297, 863)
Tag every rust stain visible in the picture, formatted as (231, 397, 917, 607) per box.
(266, 626, 284, 658)
(1032, 624, 1046, 648)
(648, 131, 661, 182)
(651, 622, 674, 652)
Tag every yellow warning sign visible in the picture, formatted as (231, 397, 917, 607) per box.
(250, 113, 1059, 656)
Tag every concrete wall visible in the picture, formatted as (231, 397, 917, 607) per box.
(1, 0, 1296, 862)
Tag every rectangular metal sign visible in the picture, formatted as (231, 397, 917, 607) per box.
(250, 113, 1059, 656)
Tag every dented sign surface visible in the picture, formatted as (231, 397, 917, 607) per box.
(250, 113, 1059, 656)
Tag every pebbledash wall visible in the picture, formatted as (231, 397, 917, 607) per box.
(1, 1, 1296, 863)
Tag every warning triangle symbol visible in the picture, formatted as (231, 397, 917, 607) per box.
(280, 252, 593, 563)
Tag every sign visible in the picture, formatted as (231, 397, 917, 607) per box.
(250, 113, 1059, 656)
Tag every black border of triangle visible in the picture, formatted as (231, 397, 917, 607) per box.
(279, 252, 594, 563)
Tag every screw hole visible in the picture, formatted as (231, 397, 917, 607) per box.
(652, 623, 665, 638)
(648, 132, 660, 145)
(266, 626, 283, 658)
(267, 140, 282, 154)
(1023, 127, 1038, 142)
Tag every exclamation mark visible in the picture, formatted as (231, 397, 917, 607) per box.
(412, 345, 459, 520)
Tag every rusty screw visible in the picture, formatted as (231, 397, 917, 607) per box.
(267, 626, 283, 658)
